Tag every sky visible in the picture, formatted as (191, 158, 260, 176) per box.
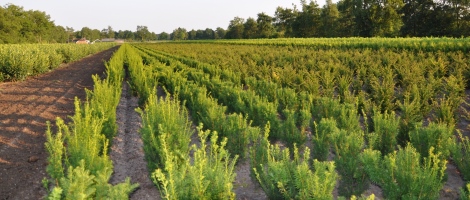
(3, 0, 330, 34)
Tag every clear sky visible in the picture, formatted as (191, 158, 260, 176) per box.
(3, 0, 331, 34)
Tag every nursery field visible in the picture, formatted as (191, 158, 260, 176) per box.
(2, 38, 470, 199)
(124, 39, 470, 199)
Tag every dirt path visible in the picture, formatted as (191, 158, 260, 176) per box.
(109, 82, 160, 199)
(0, 46, 118, 200)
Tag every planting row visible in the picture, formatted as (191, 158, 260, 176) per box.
(41, 40, 470, 199)
(43, 45, 138, 199)
(0, 43, 115, 81)
(175, 37, 470, 52)
(129, 43, 467, 199)
(125, 44, 342, 199)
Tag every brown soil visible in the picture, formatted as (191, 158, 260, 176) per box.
(109, 82, 160, 199)
(0, 46, 118, 200)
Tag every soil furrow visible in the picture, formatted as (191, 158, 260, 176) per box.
(109, 82, 160, 199)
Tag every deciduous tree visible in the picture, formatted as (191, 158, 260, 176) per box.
(243, 17, 258, 39)
(274, 6, 297, 37)
(257, 12, 276, 38)
(320, 0, 340, 37)
(226, 17, 244, 39)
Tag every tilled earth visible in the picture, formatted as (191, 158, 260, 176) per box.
(0, 46, 118, 199)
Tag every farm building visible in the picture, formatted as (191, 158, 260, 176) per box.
(75, 38, 89, 44)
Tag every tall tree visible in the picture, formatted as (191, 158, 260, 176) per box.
(337, 0, 357, 36)
(369, 0, 404, 36)
(149, 32, 157, 40)
(320, 0, 340, 37)
(0, 4, 23, 43)
(90, 29, 101, 41)
(351, 0, 374, 37)
(257, 12, 276, 38)
(401, 0, 434, 36)
(447, 0, 470, 36)
(65, 26, 74, 42)
(51, 25, 68, 43)
(203, 28, 215, 39)
(196, 29, 204, 39)
(158, 31, 170, 40)
(107, 26, 115, 38)
(80, 27, 92, 39)
(117, 30, 135, 40)
(188, 29, 197, 40)
(292, 0, 322, 37)
(27, 10, 55, 42)
(215, 27, 226, 39)
(171, 27, 187, 40)
(274, 6, 297, 37)
(243, 17, 258, 39)
(136, 25, 150, 41)
(0, 4, 63, 43)
(226, 17, 245, 39)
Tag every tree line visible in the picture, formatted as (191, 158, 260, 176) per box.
(0, 4, 161, 43)
(164, 0, 469, 40)
(1, 0, 469, 44)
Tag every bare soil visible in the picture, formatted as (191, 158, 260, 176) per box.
(109, 82, 160, 199)
(0, 46, 118, 199)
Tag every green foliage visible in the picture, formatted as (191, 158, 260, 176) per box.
(128, 41, 469, 199)
(461, 183, 470, 200)
(0, 4, 68, 43)
(252, 129, 338, 199)
(360, 145, 446, 200)
(153, 127, 238, 200)
(66, 98, 111, 175)
(331, 128, 368, 197)
(48, 187, 63, 200)
(397, 91, 423, 146)
(57, 160, 96, 199)
(44, 45, 137, 199)
(409, 122, 454, 160)
(50, 160, 138, 200)
(451, 132, 470, 181)
(281, 108, 306, 146)
(297, 107, 312, 133)
(368, 109, 400, 155)
(312, 97, 341, 122)
(312, 118, 337, 161)
(86, 75, 122, 141)
(222, 113, 260, 160)
(0, 43, 115, 82)
(337, 75, 354, 103)
(249, 123, 271, 178)
(125, 45, 157, 105)
(369, 67, 396, 113)
(45, 120, 65, 182)
(433, 95, 462, 126)
(137, 90, 192, 171)
(94, 166, 139, 199)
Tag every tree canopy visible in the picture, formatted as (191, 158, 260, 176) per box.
(0, 4, 65, 43)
